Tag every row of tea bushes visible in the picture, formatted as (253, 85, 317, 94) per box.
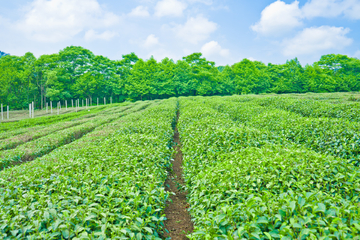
(0, 103, 141, 170)
(0, 118, 88, 151)
(0, 103, 117, 133)
(252, 97, 360, 122)
(205, 96, 360, 166)
(178, 98, 360, 239)
(0, 99, 177, 239)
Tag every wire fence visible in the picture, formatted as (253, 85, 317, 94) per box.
(0, 97, 113, 123)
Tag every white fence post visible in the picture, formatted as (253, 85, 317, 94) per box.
(7, 106, 9, 120)
(104, 97, 106, 105)
(29, 104, 32, 118)
(110, 97, 112, 104)
(1, 104, 3, 121)
(32, 102, 35, 118)
(46, 102, 48, 113)
(97, 98, 99, 106)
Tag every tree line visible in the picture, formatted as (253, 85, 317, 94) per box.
(0, 46, 359, 110)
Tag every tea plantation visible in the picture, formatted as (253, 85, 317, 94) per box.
(0, 94, 359, 239)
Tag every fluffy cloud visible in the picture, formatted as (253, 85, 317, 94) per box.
(355, 50, 360, 59)
(251, 1, 303, 36)
(187, 0, 213, 5)
(173, 15, 217, 44)
(282, 26, 353, 56)
(302, 0, 360, 19)
(201, 41, 229, 58)
(84, 30, 117, 41)
(128, 6, 150, 17)
(155, 0, 187, 17)
(252, 0, 360, 36)
(143, 34, 159, 48)
(147, 48, 179, 61)
(18, 0, 120, 42)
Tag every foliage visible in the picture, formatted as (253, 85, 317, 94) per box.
(0, 99, 177, 238)
(255, 97, 360, 122)
(206, 96, 360, 165)
(178, 97, 360, 239)
(1, 47, 360, 110)
(0, 51, 9, 58)
(0, 105, 108, 132)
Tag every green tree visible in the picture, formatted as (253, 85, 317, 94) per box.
(232, 59, 270, 94)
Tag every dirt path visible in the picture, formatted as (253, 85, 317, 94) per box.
(163, 123, 194, 239)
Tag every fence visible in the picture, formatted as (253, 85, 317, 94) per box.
(0, 97, 114, 123)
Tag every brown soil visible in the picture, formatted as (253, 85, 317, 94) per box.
(162, 124, 194, 239)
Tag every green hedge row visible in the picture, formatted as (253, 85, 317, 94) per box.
(253, 97, 360, 122)
(178, 97, 360, 239)
(205, 96, 360, 166)
(0, 103, 145, 170)
(0, 99, 177, 239)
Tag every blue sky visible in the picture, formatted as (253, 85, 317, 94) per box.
(0, 0, 359, 66)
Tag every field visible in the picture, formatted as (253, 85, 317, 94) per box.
(0, 93, 359, 239)
(0, 103, 107, 123)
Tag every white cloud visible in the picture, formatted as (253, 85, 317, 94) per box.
(251, 1, 303, 36)
(154, 0, 187, 17)
(282, 26, 353, 56)
(18, 0, 120, 42)
(354, 50, 360, 59)
(344, 1, 360, 19)
(302, 0, 346, 18)
(147, 48, 178, 61)
(143, 34, 159, 48)
(128, 6, 150, 17)
(84, 30, 117, 41)
(302, 0, 360, 20)
(187, 0, 213, 5)
(252, 0, 360, 36)
(247, 57, 256, 61)
(201, 41, 229, 58)
(173, 15, 217, 44)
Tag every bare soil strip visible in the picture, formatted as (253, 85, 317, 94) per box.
(163, 117, 194, 239)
